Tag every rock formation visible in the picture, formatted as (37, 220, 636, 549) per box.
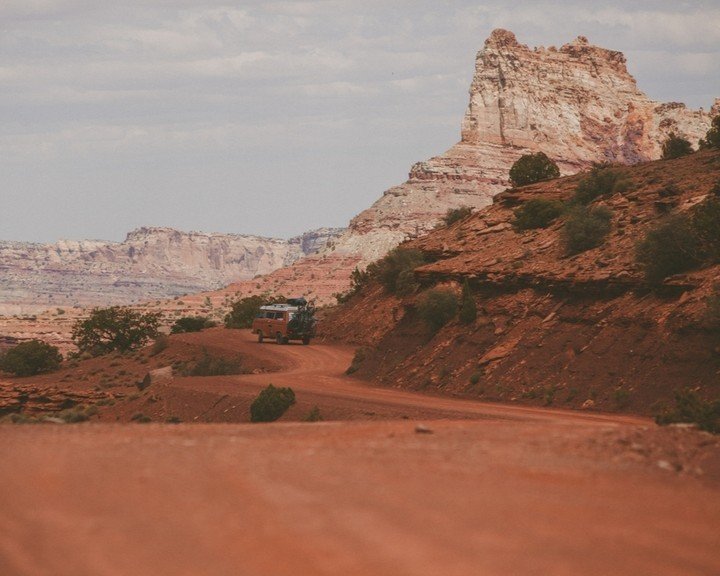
(330, 29, 718, 261)
(0, 227, 343, 314)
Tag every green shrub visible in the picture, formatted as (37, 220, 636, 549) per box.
(636, 214, 702, 283)
(417, 288, 458, 333)
(0, 340, 63, 376)
(303, 406, 323, 422)
(509, 152, 560, 186)
(346, 347, 370, 375)
(367, 247, 426, 295)
(72, 307, 161, 356)
(149, 335, 169, 356)
(573, 167, 628, 204)
(171, 316, 210, 334)
(183, 351, 243, 376)
(335, 267, 371, 304)
(459, 279, 477, 325)
(469, 372, 481, 385)
(250, 385, 296, 422)
(661, 133, 693, 159)
(513, 198, 564, 230)
(655, 389, 720, 434)
(225, 294, 285, 329)
(561, 205, 613, 254)
(699, 115, 720, 149)
(692, 196, 720, 263)
(442, 206, 473, 226)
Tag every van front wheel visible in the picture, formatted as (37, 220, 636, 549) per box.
(276, 332, 284, 345)
(302, 337, 310, 345)
(257, 332, 264, 343)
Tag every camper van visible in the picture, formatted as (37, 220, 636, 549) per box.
(251, 298, 316, 345)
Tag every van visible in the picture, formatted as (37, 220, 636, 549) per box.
(251, 299, 316, 345)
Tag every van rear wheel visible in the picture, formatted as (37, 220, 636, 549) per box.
(276, 332, 283, 345)
(302, 337, 310, 345)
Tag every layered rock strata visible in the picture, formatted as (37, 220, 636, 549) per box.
(330, 29, 718, 261)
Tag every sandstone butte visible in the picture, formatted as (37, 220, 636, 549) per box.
(203, 28, 718, 308)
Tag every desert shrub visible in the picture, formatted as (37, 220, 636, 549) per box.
(346, 347, 370, 375)
(711, 179, 720, 198)
(459, 279, 477, 325)
(58, 405, 97, 423)
(225, 294, 285, 329)
(72, 307, 161, 356)
(561, 205, 613, 254)
(661, 133, 693, 159)
(509, 152, 560, 186)
(367, 247, 426, 295)
(184, 351, 243, 376)
(303, 406, 323, 422)
(573, 167, 629, 204)
(442, 206, 473, 226)
(335, 267, 371, 304)
(171, 316, 210, 334)
(0, 340, 62, 376)
(513, 198, 564, 230)
(699, 115, 720, 149)
(636, 214, 702, 283)
(417, 288, 458, 333)
(655, 389, 720, 434)
(469, 372, 481, 385)
(692, 196, 720, 263)
(131, 413, 152, 423)
(250, 384, 296, 422)
(149, 334, 169, 356)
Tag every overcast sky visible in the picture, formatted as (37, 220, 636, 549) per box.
(2, 1, 719, 243)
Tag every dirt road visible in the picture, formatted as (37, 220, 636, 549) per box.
(1, 331, 719, 575)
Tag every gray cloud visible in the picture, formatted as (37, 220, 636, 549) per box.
(1, 1, 718, 242)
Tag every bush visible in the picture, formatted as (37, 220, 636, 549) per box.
(72, 307, 161, 356)
(367, 247, 426, 295)
(699, 115, 720, 149)
(225, 295, 285, 329)
(335, 267, 371, 304)
(692, 196, 720, 263)
(171, 316, 210, 334)
(573, 167, 628, 204)
(513, 198, 564, 230)
(442, 206, 473, 226)
(150, 335, 169, 356)
(303, 406, 323, 422)
(662, 133, 693, 159)
(459, 279, 477, 325)
(636, 214, 702, 283)
(417, 288, 458, 333)
(561, 205, 613, 254)
(509, 152, 560, 186)
(0, 340, 63, 376)
(250, 384, 296, 422)
(656, 389, 720, 434)
(183, 351, 243, 376)
(346, 347, 370, 375)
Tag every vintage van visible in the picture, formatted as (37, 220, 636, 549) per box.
(251, 300, 316, 345)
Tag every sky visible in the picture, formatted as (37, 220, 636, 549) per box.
(1, 1, 719, 244)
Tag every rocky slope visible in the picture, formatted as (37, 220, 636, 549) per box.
(321, 149, 720, 417)
(330, 29, 718, 261)
(0, 227, 343, 314)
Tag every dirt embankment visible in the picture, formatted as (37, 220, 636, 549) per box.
(320, 151, 720, 416)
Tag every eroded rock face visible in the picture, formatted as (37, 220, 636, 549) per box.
(0, 227, 344, 314)
(330, 29, 718, 261)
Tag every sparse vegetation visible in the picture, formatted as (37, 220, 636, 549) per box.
(0, 340, 62, 376)
(250, 384, 296, 422)
(150, 334, 169, 356)
(303, 406, 323, 422)
(459, 279, 477, 325)
(417, 288, 458, 333)
(225, 294, 285, 329)
(182, 351, 244, 376)
(655, 389, 720, 434)
(442, 206, 473, 226)
(573, 167, 629, 205)
(367, 247, 426, 295)
(561, 205, 613, 254)
(661, 133, 693, 159)
(509, 152, 560, 186)
(335, 267, 371, 304)
(469, 372, 481, 385)
(131, 413, 152, 423)
(171, 316, 212, 334)
(72, 306, 161, 356)
(513, 198, 564, 230)
(699, 115, 720, 149)
(346, 347, 370, 375)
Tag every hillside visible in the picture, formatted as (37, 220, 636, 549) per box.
(321, 149, 720, 417)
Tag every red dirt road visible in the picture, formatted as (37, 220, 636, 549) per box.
(1, 332, 719, 575)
